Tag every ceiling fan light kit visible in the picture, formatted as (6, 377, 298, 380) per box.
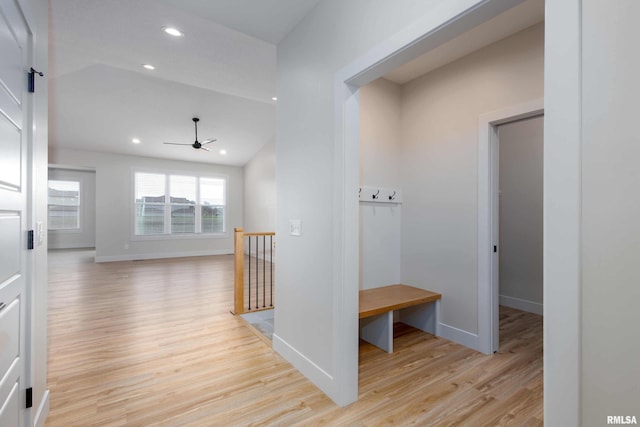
(163, 117, 217, 151)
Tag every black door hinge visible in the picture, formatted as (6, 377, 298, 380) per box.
(493, 245, 497, 253)
(27, 230, 34, 250)
(28, 67, 44, 93)
(26, 387, 32, 408)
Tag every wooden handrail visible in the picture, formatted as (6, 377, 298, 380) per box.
(243, 231, 276, 237)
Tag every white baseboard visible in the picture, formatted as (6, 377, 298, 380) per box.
(33, 389, 49, 427)
(47, 243, 95, 249)
(500, 295, 543, 315)
(95, 249, 232, 262)
(272, 333, 336, 400)
(438, 323, 480, 351)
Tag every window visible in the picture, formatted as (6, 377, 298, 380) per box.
(134, 171, 226, 236)
(48, 180, 80, 230)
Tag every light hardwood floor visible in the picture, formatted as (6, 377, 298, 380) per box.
(47, 249, 542, 426)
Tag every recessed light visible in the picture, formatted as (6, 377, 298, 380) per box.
(143, 64, 155, 70)
(219, 149, 227, 155)
(163, 27, 184, 37)
(132, 138, 141, 144)
(272, 97, 278, 101)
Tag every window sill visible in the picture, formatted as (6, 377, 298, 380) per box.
(131, 232, 228, 242)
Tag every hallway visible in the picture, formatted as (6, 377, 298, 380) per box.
(46, 250, 542, 426)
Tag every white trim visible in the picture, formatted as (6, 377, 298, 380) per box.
(95, 249, 232, 263)
(499, 295, 543, 315)
(477, 98, 543, 355)
(332, 0, 532, 405)
(272, 333, 335, 394)
(543, 1, 582, 424)
(33, 389, 49, 427)
(438, 323, 480, 351)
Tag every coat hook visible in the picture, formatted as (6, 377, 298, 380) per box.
(389, 191, 396, 200)
(372, 189, 380, 200)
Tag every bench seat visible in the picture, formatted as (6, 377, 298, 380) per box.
(359, 284, 441, 353)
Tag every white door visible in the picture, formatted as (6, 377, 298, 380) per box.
(0, 1, 33, 425)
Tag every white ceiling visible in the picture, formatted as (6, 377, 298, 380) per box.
(49, 0, 321, 166)
(49, 0, 543, 168)
(383, 0, 545, 84)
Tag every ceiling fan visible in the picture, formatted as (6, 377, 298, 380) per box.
(163, 117, 216, 151)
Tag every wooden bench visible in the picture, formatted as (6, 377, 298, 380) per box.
(359, 284, 441, 353)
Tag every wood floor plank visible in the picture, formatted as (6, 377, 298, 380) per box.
(46, 249, 542, 426)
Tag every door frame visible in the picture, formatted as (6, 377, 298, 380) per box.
(332, 0, 536, 405)
(477, 98, 543, 354)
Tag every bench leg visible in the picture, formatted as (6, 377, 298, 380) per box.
(399, 300, 440, 336)
(360, 311, 393, 353)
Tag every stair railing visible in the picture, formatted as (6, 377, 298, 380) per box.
(233, 227, 275, 314)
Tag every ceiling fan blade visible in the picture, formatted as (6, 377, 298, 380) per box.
(163, 142, 192, 146)
(201, 139, 217, 144)
(200, 146, 211, 151)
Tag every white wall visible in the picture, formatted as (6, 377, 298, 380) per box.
(48, 167, 96, 249)
(498, 115, 543, 314)
(399, 24, 543, 336)
(580, 0, 640, 423)
(359, 78, 402, 289)
(48, 147, 243, 262)
(243, 138, 275, 233)
(275, 0, 499, 405)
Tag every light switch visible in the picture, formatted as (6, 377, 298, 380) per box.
(289, 219, 301, 236)
(36, 221, 43, 245)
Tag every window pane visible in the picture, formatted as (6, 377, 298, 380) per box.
(135, 173, 165, 203)
(48, 180, 80, 230)
(202, 206, 224, 233)
(135, 203, 165, 235)
(170, 175, 196, 204)
(135, 173, 165, 235)
(171, 205, 195, 233)
(48, 205, 79, 230)
(200, 178, 225, 206)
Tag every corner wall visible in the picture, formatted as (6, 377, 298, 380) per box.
(243, 139, 275, 233)
(400, 24, 543, 337)
(275, 0, 492, 405)
(48, 147, 243, 261)
(359, 78, 402, 290)
(498, 115, 543, 314)
(580, 0, 640, 423)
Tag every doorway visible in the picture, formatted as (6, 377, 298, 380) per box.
(497, 115, 544, 346)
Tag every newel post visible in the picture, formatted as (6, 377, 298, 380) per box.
(233, 227, 245, 314)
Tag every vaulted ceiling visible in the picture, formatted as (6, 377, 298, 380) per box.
(49, 0, 543, 167)
(49, 0, 321, 166)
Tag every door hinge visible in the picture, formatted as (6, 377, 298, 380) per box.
(27, 230, 34, 250)
(28, 67, 44, 93)
(493, 245, 497, 253)
(26, 387, 33, 408)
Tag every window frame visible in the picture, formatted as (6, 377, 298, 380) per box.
(48, 178, 82, 233)
(131, 168, 227, 240)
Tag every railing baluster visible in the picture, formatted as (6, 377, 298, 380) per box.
(248, 236, 251, 311)
(262, 236, 266, 307)
(270, 235, 273, 307)
(255, 236, 260, 308)
(233, 230, 275, 314)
